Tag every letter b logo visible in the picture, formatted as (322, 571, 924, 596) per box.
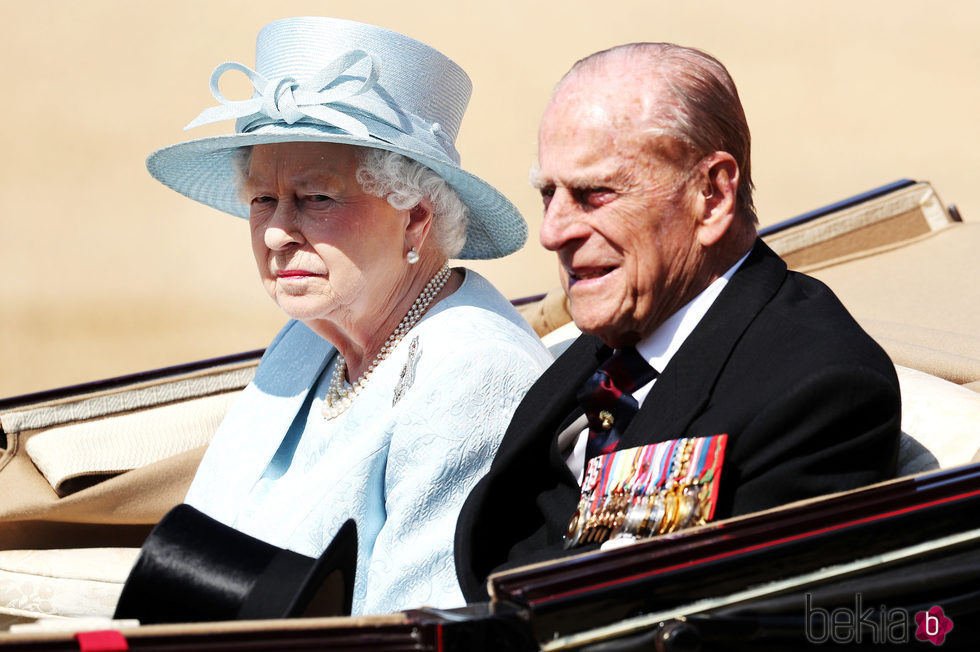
(915, 606, 953, 645)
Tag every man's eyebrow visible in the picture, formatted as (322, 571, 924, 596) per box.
(528, 167, 632, 192)
(528, 165, 549, 190)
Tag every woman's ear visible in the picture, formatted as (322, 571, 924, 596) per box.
(695, 152, 739, 248)
(405, 199, 434, 248)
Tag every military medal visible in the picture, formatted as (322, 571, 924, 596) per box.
(565, 434, 727, 549)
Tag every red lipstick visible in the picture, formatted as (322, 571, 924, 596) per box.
(276, 269, 322, 278)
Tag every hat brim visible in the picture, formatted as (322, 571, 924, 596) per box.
(114, 505, 358, 624)
(146, 124, 528, 260)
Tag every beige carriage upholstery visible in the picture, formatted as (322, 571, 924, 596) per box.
(0, 357, 258, 627)
(775, 182, 980, 389)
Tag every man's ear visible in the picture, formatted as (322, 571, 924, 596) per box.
(695, 152, 739, 248)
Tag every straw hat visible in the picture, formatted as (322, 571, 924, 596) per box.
(146, 16, 527, 259)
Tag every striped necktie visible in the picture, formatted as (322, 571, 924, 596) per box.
(577, 346, 658, 461)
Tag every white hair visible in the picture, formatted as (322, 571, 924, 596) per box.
(355, 148, 468, 258)
(232, 146, 469, 257)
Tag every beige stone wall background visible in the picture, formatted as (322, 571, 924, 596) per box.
(1, 0, 977, 397)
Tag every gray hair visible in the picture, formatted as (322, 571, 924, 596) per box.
(566, 43, 757, 225)
(355, 148, 468, 257)
(232, 146, 469, 257)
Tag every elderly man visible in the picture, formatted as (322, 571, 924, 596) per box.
(455, 43, 901, 600)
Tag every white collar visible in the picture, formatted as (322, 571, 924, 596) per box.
(635, 250, 751, 373)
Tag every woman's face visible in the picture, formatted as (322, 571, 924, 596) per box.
(245, 142, 410, 337)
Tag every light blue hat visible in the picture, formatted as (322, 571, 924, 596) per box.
(146, 17, 527, 260)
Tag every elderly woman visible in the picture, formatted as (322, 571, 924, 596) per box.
(141, 17, 551, 615)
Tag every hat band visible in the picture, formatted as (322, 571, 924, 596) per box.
(184, 51, 404, 139)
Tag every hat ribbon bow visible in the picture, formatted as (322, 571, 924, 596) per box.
(184, 50, 397, 138)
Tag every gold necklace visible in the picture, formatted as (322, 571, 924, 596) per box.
(321, 263, 451, 419)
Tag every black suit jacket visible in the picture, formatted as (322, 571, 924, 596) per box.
(455, 240, 901, 601)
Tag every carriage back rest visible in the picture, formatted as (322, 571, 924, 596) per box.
(0, 354, 259, 550)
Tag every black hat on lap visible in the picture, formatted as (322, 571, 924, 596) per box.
(114, 504, 356, 624)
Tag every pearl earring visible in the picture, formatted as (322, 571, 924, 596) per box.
(406, 247, 420, 264)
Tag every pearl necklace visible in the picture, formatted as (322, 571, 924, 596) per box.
(321, 262, 452, 419)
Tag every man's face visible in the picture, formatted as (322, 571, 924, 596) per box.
(534, 72, 705, 347)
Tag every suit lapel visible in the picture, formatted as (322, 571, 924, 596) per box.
(621, 240, 788, 447)
(489, 334, 606, 481)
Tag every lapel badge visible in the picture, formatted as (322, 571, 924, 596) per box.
(599, 410, 615, 430)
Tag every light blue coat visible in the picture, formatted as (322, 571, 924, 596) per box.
(184, 270, 552, 615)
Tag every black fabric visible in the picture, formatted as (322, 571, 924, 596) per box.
(114, 504, 356, 624)
(455, 241, 902, 602)
(239, 519, 357, 619)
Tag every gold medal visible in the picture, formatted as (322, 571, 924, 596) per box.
(640, 491, 667, 538)
(565, 507, 585, 549)
(673, 484, 701, 531)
